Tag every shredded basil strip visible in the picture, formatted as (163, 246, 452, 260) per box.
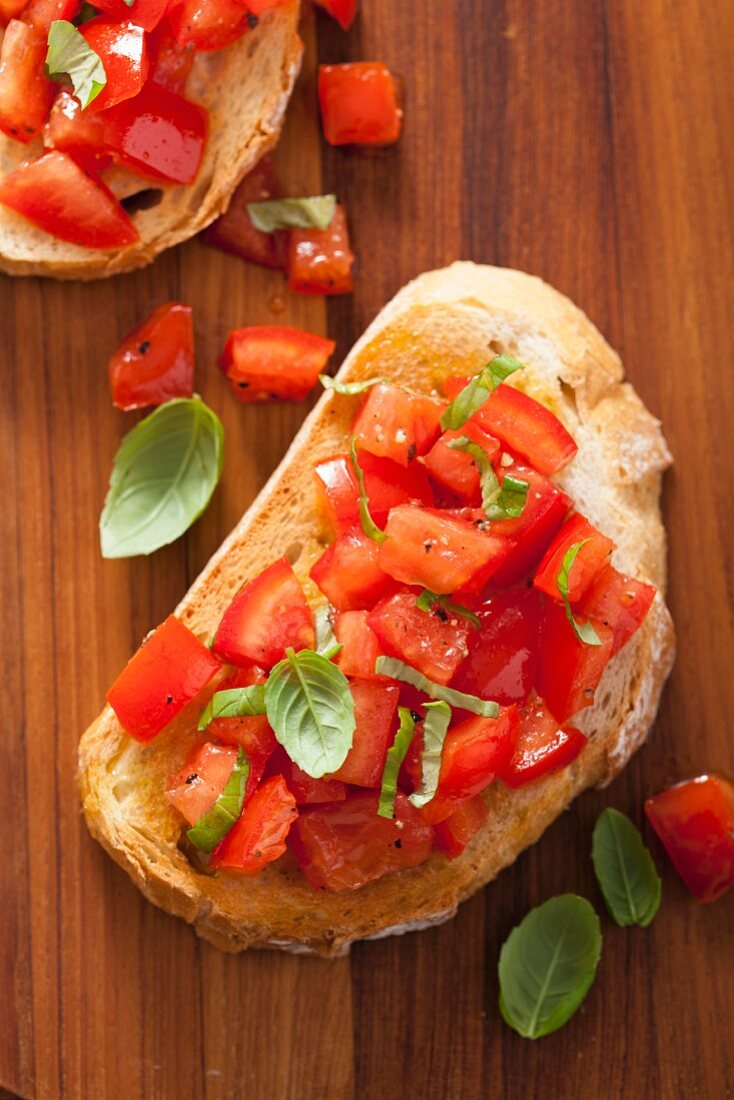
(415, 589, 480, 628)
(440, 354, 524, 431)
(46, 20, 106, 109)
(319, 375, 383, 395)
(557, 540, 602, 646)
(186, 749, 249, 853)
(314, 604, 342, 660)
(375, 656, 499, 717)
(448, 436, 529, 521)
(247, 195, 336, 232)
(377, 707, 415, 819)
(349, 436, 387, 543)
(197, 685, 267, 731)
(488, 474, 530, 520)
(409, 700, 451, 809)
(591, 808, 662, 927)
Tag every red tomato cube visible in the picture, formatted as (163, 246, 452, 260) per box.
(353, 383, 444, 466)
(423, 423, 501, 504)
(288, 204, 355, 295)
(202, 154, 287, 269)
(318, 62, 402, 147)
(21, 0, 80, 32)
(81, 19, 148, 114)
(452, 588, 541, 707)
(108, 302, 194, 411)
(168, 0, 251, 51)
(579, 564, 656, 655)
(310, 526, 399, 612)
(44, 90, 110, 173)
(334, 610, 384, 680)
(490, 463, 571, 587)
(276, 750, 348, 805)
(0, 20, 54, 144)
(497, 698, 587, 788)
(90, 0, 168, 31)
(220, 325, 335, 403)
(208, 666, 277, 787)
(533, 513, 615, 604)
(331, 679, 400, 787)
(102, 83, 208, 185)
(209, 776, 298, 875)
(433, 794, 489, 858)
(313, 451, 433, 537)
(166, 742, 238, 825)
(368, 589, 472, 685)
(535, 599, 614, 723)
(148, 21, 196, 94)
(313, 0, 357, 30)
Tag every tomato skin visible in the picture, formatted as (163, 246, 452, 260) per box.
(0, 21, 54, 144)
(310, 526, 399, 612)
(534, 513, 615, 604)
(208, 666, 277, 786)
(148, 21, 196, 93)
(212, 557, 315, 668)
(497, 698, 587, 788)
(313, 0, 356, 29)
(331, 679, 400, 787)
(202, 154, 287, 269)
(168, 0, 250, 50)
(107, 615, 220, 742)
(368, 589, 471, 685)
(108, 302, 194, 411)
(44, 90, 110, 172)
(353, 383, 444, 466)
(209, 776, 298, 875)
(452, 588, 541, 707)
(21, 0, 79, 32)
(81, 20, 149, 115)
(220, 326, 335, 403)
(313, 451, 433, 538)
(102, 83, 207, 185)
(288, 204, 355, 295)
(289, 791, 434, 891)
(645, 776, 734, 904)
(318, 62, 402, 147)
(490, 463, 571, 587)
(334, 610, 384, 680)
(166, 742, 238, 825)
(535, 599, 614, 723)
(423, 423, 500, 504)
(433, 794, 489, 858)
(91, 0, 168, 32)
(579, 564, 656, 655)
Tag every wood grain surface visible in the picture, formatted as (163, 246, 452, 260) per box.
(1, 1, 733, 1097)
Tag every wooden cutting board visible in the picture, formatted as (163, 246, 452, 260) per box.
(1, 2, 732, 1097)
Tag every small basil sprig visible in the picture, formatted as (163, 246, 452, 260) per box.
(349, 436, 387, 543)
(100, 397, 224, 559)
(197, 685, 266, 732)
(46, 20, 106, 109)
(187, 749, 249, 853)
(375, 656, 499, 717)
(592, 808, 661, 927)
(247, 195, 336, 232)
(447, 436, 529, 521)
(441, 354, 524, 431)
(314, 604, 342, 660)
(499, 895, 602, 1039)
(377, 707, 415, 819)
(408, 700, 451, 808)
(265, 648, 355, 778)
(557, 541, 602, 646)
(415, 590, 480, 628)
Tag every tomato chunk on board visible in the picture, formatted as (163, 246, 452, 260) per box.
(497, 698, 587, 788)
(102, 83, 208, 185)
(423, 423, 501, 504)
(353, 383, 444, 466)
(289, 792, 434, 891)
(368, 589, 472, 685)
(107, 615, 220, 742)
(166, 742, 238, 825)
(645, 775, 734, 904)
(579, 564, 656, 655)
(313, 0, 357, 30)
(433, 794, 489, 858)
(212, 558, 315, 668)
(452, 588, 541, 707)
(334, 610, 384, 680)
(310, 526, 399, 611)
(331, 679, 400, 787)
(209, 776, 298, 874)
(318, 62, 402, 147)
(288, 204, 355, 295)
(108, 302, 194, 410)
(313, 451, 433, 537)
(535, 599, 614, 723)
(81, 19, 149, 114)
(0, 20, 54, 144)
(533, 513, 615, 604)
(202, 155, 287, 269)
(220, 326, 335, 402)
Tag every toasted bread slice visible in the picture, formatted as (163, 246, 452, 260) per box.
(78, 263, 675, 956)
(0, 2, 301, 279)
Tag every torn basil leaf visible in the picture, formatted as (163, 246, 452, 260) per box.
(46, 20, 106, 109)
(247, 195, 337, 232)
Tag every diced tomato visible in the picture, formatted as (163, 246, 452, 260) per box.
(498, 698, 587, 788)
(106, 615, 220, 742)
(202, 154, 287, 269)
(318, 62, 402, 147)
(334, 610, 384, 680)
(433, 794, 489, 858)
(313, 451, 433, 538)
(579, 564, 656, 655)
(21, 0, 80, 32)
(148, 21, 196, 93)
(208, 666, 277, 787)
(0, 21, 53, 144)
(331, 679, 400, 787)
(165, 742, 238, 825)
(43, 90, 110, 172)
(423, 423, 500, 504)
(108, 302, 194, 411)
(379, 506, 509, 594)
(313, 0, 356, 30)
(0, 0, 26, 26)
(535, 599, 614, 723)
(212, 557, 315, 668)
(645, 775, 734, 904)
(210, 776, 298, 875)
(81, 20, 148, 114)
(534, 513, 615, 604)
(490, 463, 571, 587)
(353, 383, 444, 466)
(288, 204, 355, 295)
(452, 588, 541, 707)
(368, 589, 471, 685)
(168, 0, 250, 51)
(274, 750, 347, 805)
(310, 526, 399, 612)
(0, 151, 138, 249)
(220, 326, 335, 403)
(102, 83, 207, 185)
(245, 0, 285, 11)
(420, 707, 519, 824)
(289, 791, 433, 891)
(91, 0, 168, 31)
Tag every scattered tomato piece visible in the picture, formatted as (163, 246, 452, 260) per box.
(202, 155, 287, 269)
(452, 588, 541, 707)
(498, 698, 587, 788)
(313, 0, 356, 30)
(535, 599, 614, 723)
(166, 742, 238, 825)
(368, 588, 472, 685)
(0, 20, 54, 144)
(220, 325, 335, 402)
(310, 526, 399, 611)
(81, 19, 149, 114)
(210, 776, 298, 874)
(318, 62, 402, 147)
(108, 302, 194, 411)
(288, 204, 355, 295)
(434, 794, 489, 858)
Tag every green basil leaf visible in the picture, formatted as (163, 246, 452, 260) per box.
(100, 397, 224, 559)
(591, 808, 662, 927)
(247, 195, 337, 232)
(408, 700, 451, 809)
(441, 354, 524, 431)
(557, 540, 602, 646)
(498, 894, 602, 1039)
(375, 656, 499, 717)
(46, 20, 106, 109)
(265, 648, 355, 778)
(415, 589, 480, 628)
(314, 604, 342, 660)
(377, 707, 415, 819)
(487, 473, 529, 521)
(319, 375, 383, 395)
(349, 436, 387, 543)
(187, 749, 249, 853)
(197, 685, 267, 732)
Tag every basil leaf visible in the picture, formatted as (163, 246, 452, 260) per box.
(265, 648, 355, 778)
(375, 656, 499, 717)
(448, 436, 528, 521)
(498, 894, 602, 1039)
(349, 436, 387, 543)
(408, 700, 451, 809)
(319, 375, 383, 395)
(487, 474, 529, 521)
(314, 604, 342, 660)
(187, 749, 249, 853)
(415, 589, 480, 628)
(441, 354, 524, 431)
(197, 685, 267, 732)
(247, 195, 336, 232)
(46, 20, 106, 109)
(591, 808, 662, 927)
(377, 707, 415, 819)
(100, 397, 224, 559)
(557, 540, 602, 646)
